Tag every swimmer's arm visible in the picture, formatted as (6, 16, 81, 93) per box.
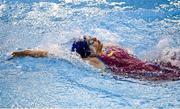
(12, 50, 48, 57)
(84, 57, 105, 70)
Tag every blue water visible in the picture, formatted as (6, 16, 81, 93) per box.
(0, 0, 180, 108)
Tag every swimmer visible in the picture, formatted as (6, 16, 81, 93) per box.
(11, 36, 180, 81)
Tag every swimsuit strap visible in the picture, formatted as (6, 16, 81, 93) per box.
(101, 47, 115, 57)
(107, 51, 115, 57)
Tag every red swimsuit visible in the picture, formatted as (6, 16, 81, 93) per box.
(100, 46, 180, 81)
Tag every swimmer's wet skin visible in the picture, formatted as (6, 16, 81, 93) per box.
(12, 50, 48, 57)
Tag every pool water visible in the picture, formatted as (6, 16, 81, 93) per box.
(0, 0, 180, 108)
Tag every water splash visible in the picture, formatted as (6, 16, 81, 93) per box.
(0, 0, 180, 108)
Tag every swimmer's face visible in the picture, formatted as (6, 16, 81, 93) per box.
(93, 40, 99, 48)
(92, 38, 103, 54)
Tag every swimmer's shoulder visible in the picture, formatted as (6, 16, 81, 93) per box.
(83, 57, 105, 70)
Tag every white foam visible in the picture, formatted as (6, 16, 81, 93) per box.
(142, 35, 179, 62)
(0, 4, 6, 16)
(64, 0, 80, 3)
(159, 4, 169, 9)
(159, 48, 180, 68)
(144, 38, 180, 68)
(64, 0, 107, 3)
(92, 28, 121, 44)
(109, 2, 126, 6)
(113, 6, 133, 11)
(156, 38, 171, 49)
(170, 1, 180, 7)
